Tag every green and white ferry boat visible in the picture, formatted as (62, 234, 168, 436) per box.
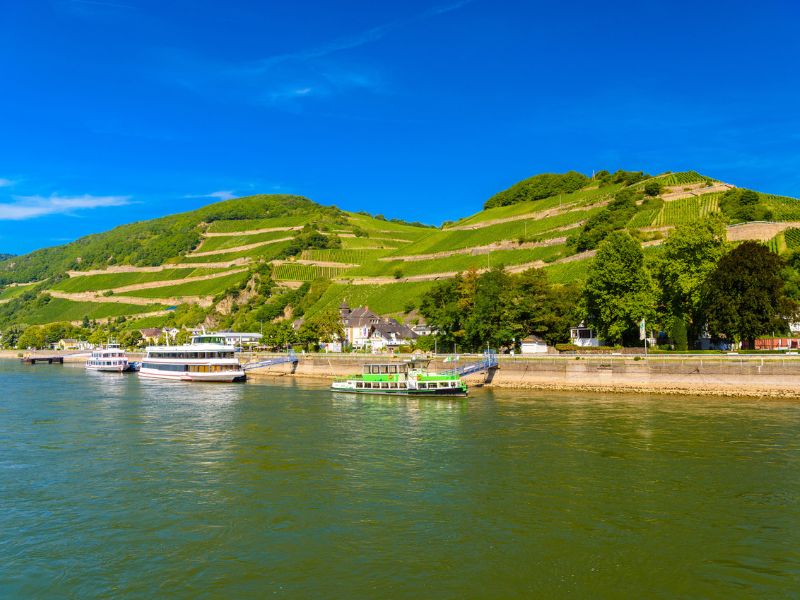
(331, 358, 468, 397)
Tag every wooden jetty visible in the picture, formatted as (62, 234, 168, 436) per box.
(20, 356, 65, 365)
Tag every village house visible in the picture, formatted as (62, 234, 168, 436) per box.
(339, 302, 417, 351)
(139, 328, 164, 344)
(53, 338, 92, 351)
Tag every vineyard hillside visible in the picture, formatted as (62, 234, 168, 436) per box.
(1, 170, 799, 330)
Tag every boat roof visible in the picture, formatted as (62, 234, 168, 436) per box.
(146, 343, 235, 352)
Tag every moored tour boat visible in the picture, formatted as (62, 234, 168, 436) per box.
(331, 358, 467, 396)
(139, 334, 246, 383)
(85, 343, 132, 373)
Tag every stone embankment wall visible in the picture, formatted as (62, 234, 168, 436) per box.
(7, 350, 800, 398)
(246, 353, 800, 398)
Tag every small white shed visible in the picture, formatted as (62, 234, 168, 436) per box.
(520, 335, 548, 354)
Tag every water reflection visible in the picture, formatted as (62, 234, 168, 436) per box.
(2, 361, 800, 597)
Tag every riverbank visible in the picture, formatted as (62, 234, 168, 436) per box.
(245, 353, 800, 398)
(5, 350, 800, 398)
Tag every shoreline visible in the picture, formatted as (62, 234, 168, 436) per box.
(4, 351, 800, 399)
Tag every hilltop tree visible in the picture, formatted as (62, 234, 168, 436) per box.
(581, 232, 655, 345)
(703, 241, 797, 347)
(654, 217, 728, 344)
(484, 171, 589, 209)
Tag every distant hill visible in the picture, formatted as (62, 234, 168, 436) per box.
(1, 170, 799, 331)
(0, 253, 15, 261)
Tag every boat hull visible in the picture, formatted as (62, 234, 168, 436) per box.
(138, 369, 246, 383)
(331, 382, 467, 397)
(86, 364, 131, 373)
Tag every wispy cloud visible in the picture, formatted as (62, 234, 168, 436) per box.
(158, 0, 476, 108)
(0, 178, 14, 188)
(0, 194, 131, 220)
(184, 190, 237, 201)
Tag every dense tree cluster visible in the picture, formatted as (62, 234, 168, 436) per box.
(593, 170, 649, 187)
(282, 224, 342, 258)
(419, 267, 578, 351)
(571, 188, 641, 252)
(719, 189, 772, 223)
(581, 222, 798, 348)
(484, 171, 590, 209)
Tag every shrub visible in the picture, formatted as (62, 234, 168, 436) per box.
(644, 181, 662, 197)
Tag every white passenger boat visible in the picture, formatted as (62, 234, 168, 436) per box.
(85, 343, 132, 373)
(138, 334, 246, 383)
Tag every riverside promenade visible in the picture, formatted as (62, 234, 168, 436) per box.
(5, 350, 800, 398)
(244, 352, 800, 398)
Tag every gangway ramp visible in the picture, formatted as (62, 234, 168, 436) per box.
(444, 350, 499, 377)
(242, 350, 299, 372)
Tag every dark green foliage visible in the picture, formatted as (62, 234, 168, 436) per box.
(581, 232, 655, 345)
(670, 317, 688, 350)
(653, 218, 728, 343)
(702, 241, 796, 347)
(595, 170, 649, 187)
(571, 188, 640, 251)
(484, 171, 590, 209)
(719, 189, 772, 223)
(419, 267, 575, 351)
(644, 181, 662, 197)
(282, 224, 342, 258)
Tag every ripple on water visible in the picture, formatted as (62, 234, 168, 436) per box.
(1, 362, 799, 597)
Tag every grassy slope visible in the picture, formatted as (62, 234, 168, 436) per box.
(346, 245, 566, 277)
(20, 298, 166, 325)
(451, 184, 619, 227)
(117, 270, 250, 299)
(4, 172, 800, 327)
(303, 281, 438, 318)
(51, 268, 230, 293)
(0, 283, 38, 301)
(196, 230, 297, 252)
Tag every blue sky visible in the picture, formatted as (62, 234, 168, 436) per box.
(1, 0, 799, 254)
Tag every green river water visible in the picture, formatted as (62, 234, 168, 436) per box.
(1, 360, 799, 598)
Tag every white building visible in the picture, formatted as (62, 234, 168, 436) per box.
(520, 335, 549, 354)
(570, 323, 601, 347)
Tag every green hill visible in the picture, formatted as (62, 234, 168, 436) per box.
(1, 170, 799, 334)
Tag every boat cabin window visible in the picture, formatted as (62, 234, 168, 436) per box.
(364, 364, 407, 375)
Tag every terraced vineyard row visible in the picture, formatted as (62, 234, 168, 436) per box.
(762, 194, 800, 221)
(627, 209, 660, 228)
(651, 194, 721, 227)
(301, 249, 390, 264)
(197, 230, 294, 252)
(273, 263, 352, 281)
(784, 228, 800, 249)
(766, 234, 782, 254)
(52, 268, 229, 293)
(639, 171, 708, 188)
(303, 281, 438, 318)
(118, 270, 250, 299)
